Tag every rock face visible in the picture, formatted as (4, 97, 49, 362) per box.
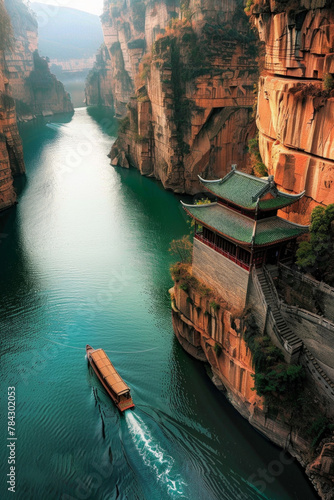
(171, 269, 334, 498)
(85, 45, 114, 109)
(0, 0, 25, 212)
(4, 0, 73, 120)
(249, 0, 334, 223)
(86, 0, 259, 193)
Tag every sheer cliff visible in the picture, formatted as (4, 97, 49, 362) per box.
(4, 0, 73, 119)
(249, 0, 334, 223)
(0, 0, 25, 212)
(86, 0, 259, 193)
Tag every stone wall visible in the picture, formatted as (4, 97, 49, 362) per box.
(245, 273, 267, 332)
(278, 264, 334, 322)
(192, 238, 250, 311)
(281, 307, 334, 382)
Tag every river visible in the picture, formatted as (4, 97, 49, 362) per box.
(0, 108, 318, 500)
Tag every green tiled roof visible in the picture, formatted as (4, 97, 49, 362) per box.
(199, 170, 304, 211)
(182, 202, 308, 246)
(254, 217, 308, 245)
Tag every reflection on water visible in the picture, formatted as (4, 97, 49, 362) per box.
(0, 108, 319, 500)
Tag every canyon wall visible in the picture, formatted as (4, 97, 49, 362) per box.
(4, 0, 73, 119)
(249, 0, 334, 223)
(85, 45, 114, 109)
(171, 267, 334, 499)
(0, 0, 25, 212)
(87, 0, 259, 193)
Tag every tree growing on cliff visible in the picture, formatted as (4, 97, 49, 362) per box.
(323, 73, 334, 92)
(169, 235, 193, 263)
(296, 204, 334, 283)
(248, 134, 268, 177)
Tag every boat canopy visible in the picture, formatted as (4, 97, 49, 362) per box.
(91, 349, 130, 396)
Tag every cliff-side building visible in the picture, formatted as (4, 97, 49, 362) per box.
(182, 166, 308, 311)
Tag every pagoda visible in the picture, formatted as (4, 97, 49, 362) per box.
(181, 166, 309, 309)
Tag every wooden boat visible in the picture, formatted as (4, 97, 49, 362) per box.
(86, 344, 135, 412)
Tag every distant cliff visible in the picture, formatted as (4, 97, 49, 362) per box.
(248, 0, 334, 223)
(86, 0, 259, 193)
(4, 0, 73, 120)
(0, 0, 25, 212)
(85, 44, 114, 109)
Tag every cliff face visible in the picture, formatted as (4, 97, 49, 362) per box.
(4, 0, 73, 119)
(250, 0, 334, 223)
(171, 268, 334, 499)
(0, 0, 25, 212)
(85, 45, 114, 109)
(87, 0, 259, 193)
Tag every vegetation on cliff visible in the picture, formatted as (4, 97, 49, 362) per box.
(170, 262, 213, 298)
(248, 133, 267, 177)
(0, 0, 12, 50)
(296, 204, 334, 285)
(244, 312, 333, 445)
(169, 236, 193, 264)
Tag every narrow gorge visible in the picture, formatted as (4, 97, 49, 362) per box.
(86, 1, 334, 498)
(86, 0, 259, 192)
(0, 0, 73, 212)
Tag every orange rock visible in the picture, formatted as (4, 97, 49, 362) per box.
(0, 53, 25, 212)
(251, 1, 334, 223)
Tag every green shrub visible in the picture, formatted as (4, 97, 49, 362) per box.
(323, 73, 334, 92)
(209, 301, 220, 311)
(214, 343, 222, 357)
(244, 0, 254, 13)
(296, 204, 334, 282)
(248, 134, 268, 177)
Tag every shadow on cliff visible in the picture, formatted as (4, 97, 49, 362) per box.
(86, 106, 118, 137)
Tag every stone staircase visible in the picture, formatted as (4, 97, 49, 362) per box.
(256, 268, 302, 352)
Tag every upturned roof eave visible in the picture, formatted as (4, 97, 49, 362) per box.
(182, 205, 253, 247)
(197, 171, 306, 210)
(182, 203, 309, 248)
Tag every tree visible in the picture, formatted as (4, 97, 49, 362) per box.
(296, 204, 334, 282)
(169, 235, 193, 263)
(323, 73, 334, 92)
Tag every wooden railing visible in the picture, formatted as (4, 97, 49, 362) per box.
(195, 234, 250, 271)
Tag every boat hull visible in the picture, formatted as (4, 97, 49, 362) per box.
(86, 345, 135, 412)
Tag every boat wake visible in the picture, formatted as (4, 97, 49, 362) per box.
(125, 411, 187, 497)
(46, 122, 67, 131)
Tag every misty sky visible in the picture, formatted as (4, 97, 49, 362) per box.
(34, 0, 104, 16)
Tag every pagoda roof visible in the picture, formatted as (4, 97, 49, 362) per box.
(181, 201, 309, 247)
(198, 167, 305, 211)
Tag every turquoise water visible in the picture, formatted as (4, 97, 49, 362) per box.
(0, 108, 318, 499)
